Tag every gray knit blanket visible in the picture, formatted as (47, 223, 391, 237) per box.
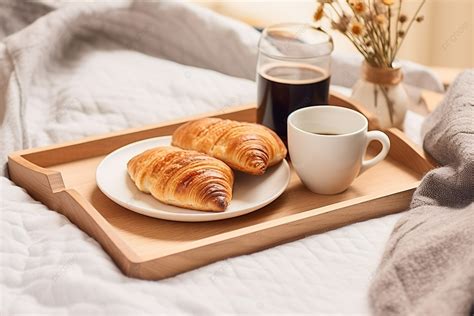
(370, 70, 474, 315)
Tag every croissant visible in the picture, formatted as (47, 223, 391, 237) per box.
(172, 118, 287, 175)
(127, 146, 234, 212)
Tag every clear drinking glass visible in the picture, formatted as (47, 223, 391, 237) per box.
(257, 23, 333, 142)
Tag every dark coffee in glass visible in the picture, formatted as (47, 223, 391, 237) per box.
(257, 63, 330, 140)
(257, 23, 333, 142)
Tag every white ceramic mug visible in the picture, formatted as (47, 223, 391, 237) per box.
(287, 106, 390, 194)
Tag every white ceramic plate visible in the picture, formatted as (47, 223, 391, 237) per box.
(96, 136, 291, 222)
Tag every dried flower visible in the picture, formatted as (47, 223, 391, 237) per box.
(416, 15, 424, 22)
(331, 21, 344, 32)
(312, 0, 425, 68)
(331, 14, 350, 33)
(334, 15, 351, 32)
(375, 14, 387, 25)
(352, 1, 367, 14)
(350, 22, 364, 35)
(399, 14, 407, 23)
(314, 5, 324, 21)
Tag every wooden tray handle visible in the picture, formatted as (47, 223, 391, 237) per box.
(385, 128, 437, 174)
(329, 91, 437, 173)
(8, 154, 65, 209)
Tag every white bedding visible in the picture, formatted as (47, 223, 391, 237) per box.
(0, 1, 442, 314)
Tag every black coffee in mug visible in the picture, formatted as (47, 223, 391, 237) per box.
(257, 63, 330, 142)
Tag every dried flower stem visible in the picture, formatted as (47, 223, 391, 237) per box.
(328, 2, 372, 60)
(393, 1, 403, 62)
(391, 0, 426, 63)
(315, 0, 425, 67)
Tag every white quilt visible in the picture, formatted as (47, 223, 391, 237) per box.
(0, 1, 443, 314)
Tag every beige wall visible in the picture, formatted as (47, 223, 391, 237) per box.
(428, 0, 473, 67)
(196, 0, 473, 68)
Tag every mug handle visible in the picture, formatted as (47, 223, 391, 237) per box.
(360, 131, 391, 174)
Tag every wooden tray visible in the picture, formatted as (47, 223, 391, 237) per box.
(8, 92, 434, 280)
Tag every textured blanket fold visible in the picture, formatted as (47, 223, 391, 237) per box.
(369, 70, 474, 315)
(0, 0, 261, 176)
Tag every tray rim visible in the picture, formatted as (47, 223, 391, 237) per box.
(7, 92, 436, 279)
(134, 182, 420, 261)
(9, 92, 436, 170)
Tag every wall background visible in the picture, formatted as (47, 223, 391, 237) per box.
(196, 0, 473, 69)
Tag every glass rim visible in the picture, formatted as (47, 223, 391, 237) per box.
(258, 23, 334, 60)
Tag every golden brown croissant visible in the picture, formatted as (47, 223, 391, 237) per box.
(127, 146, 234, 212)
(172, 118, 287, 175)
